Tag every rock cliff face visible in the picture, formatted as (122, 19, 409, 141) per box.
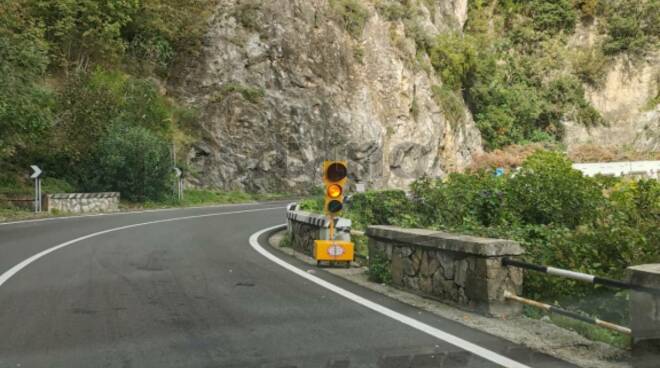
(565, 23, 659, 152)
(174, 0, 482, 192)
(565, 54, 659, 152)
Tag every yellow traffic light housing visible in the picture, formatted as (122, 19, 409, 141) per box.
(323, 160, 347, 215)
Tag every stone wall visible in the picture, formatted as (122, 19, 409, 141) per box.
(44, 192, 120, 213)
(286, 205, 351, 257)
(367, 225, 524, 318)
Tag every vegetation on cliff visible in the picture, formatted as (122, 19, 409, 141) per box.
(375, 0, 658, 150)
(0, 0, 213, 201)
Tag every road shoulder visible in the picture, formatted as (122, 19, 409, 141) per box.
(268, 229, 629, 368)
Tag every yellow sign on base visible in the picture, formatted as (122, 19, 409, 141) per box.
(314, 240, 354, 263)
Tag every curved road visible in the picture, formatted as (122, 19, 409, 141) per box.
(0, 202, 574, 367)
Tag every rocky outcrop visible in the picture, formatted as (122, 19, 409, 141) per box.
(565, 22, 659, 152)
(174, 0, 482, 192)
(565, 54, 659, 152)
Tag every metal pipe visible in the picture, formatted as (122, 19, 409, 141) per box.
(502, 258, 660, 295)
(503, 291, 631, 335)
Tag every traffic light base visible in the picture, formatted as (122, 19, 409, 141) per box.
(313, 240, 354, 267)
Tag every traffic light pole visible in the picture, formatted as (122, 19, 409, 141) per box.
(328, 215, 335, 241)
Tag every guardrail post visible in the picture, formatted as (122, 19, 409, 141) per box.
(628, 264, 660, 367)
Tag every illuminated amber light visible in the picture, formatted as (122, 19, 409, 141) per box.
(327, 184, 342, 198)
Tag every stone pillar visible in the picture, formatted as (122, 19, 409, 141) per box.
(628, 264, 660, 368)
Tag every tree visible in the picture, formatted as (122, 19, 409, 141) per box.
(507, 151, 603, 228)
(0, 3, 53, 161)
(90, 123, 172, 202)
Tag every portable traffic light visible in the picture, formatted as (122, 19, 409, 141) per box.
(316, 160, 353, 267)
(323, 160, 348, 215)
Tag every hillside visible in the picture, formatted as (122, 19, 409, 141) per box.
(1, 0, 658, 199)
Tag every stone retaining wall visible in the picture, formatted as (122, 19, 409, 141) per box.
(367, 225, 524, 317)
(44, 192, 120, 213)
(286, 204, 351, 257)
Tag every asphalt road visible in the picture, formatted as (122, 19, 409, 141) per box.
(0, 202, 575, 368)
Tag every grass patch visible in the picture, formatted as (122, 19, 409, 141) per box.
(330, 0, 369, 39)
(138, 189, 291, 209)
(213, 83, 265, 104)
(279, 232, 293, 248)
(367, 251, 392, 284)
(432, 85, 465, 125)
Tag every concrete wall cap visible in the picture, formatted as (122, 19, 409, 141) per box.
(48, 192, 120, 199)
(628, 264, 660, 274)
(366, 225, 523, 256)
(286, 209, 351, 230)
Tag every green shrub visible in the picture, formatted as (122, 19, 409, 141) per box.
(376, 0, 409, 21)
(233, 1, 261, 30)
(368, 252, 392, 284)
(529, 0, 577, 34)
(299, 197, 324, 212)
(572, 47, 608, 86)
(343, 151, 657, 331)
(330, 0, 369, 39)
(429, 33, 477, 91)
(346, 190, 414, 229)
(55, 69, 174, 167)
(214, 83, 265, 104)
(432, 85, 464, 124)
(42, 178, 76, 193)
(601, 0, 659, 56)
(89, 123, 173, 202)
(507, 151, 603, 228)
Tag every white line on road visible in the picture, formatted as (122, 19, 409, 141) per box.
(250, 224, 532, 368)
(0, 206, 285, 288)
(0, 201, 288, 227)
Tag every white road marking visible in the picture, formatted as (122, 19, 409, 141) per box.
(250, 224, 533, 368)
(0, 206, 285, 288)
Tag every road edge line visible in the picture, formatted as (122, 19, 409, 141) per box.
(249, 224, 532, 368)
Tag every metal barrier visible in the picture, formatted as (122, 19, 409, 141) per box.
(501, 257, 643, 335)
(503, 258, 660, 295)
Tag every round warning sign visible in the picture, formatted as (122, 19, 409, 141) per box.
(327, 244, 345, 256)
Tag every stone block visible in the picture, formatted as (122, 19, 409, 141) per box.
(390, 252, 404, 286)
(628, 264, 660, 368)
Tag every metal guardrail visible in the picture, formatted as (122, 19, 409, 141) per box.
(501, 257, 644, 335)
(502, 258, 660, 295)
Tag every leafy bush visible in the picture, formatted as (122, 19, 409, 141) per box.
(368, 252, 392, 284)
(572, 47, 608, 86)
(529, 0, 577, 34)
(601, 0, 659, 56)
(330, 0, 370, 39)
(432, 85, 465, 124)
(375, 0, 409, 21)
(342, 150, 659, 329)
(89, 123, 173, 202)
(346, 190, 414, 229)
(507, 151, 603, 228)
(299, 197, 324, 212)
(429, 33, 477, 91)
